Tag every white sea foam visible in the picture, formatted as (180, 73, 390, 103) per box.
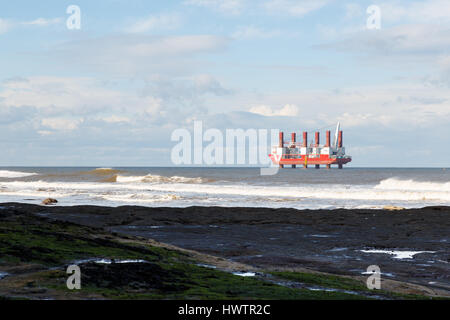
(0, 170, 38, 178)
(99, 193, 182, 203)
(375, 178, 450, 192)
(0, 173, 449, 208)
(140, 183, 450, 202)
(116, 174, 205, 184)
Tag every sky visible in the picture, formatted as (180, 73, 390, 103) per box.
(0, 0, 449, 167)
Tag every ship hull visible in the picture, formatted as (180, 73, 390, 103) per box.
(269, 154, 352, 166)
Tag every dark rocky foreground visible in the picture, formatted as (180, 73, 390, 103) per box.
(0, 203, 449, 299)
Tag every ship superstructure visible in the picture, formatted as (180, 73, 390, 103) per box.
(269, 123, 352, 169)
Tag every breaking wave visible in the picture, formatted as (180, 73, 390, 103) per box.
(375, 178, 450, 192)
(82, 168, 121, 176)
(142, 183, 450, 202)
(0, 170, 38, 178)
(99, 193, 182, 203)
(115, 174, 207, 184)
(0, 169, 449, 208)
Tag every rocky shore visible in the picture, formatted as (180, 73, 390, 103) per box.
(0, 203, 449, 299)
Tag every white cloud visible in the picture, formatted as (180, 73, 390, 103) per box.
(335, 112, 393, 127)
(0, 74, 232, 134)
(41, 118, 83, 131)
(37, 130, 53, 136)
(102, 115, 132, 124)
(124, 35, 227, 57)
(23, 18, 62, 26)
(232, 25, 280, 39)
(0, 76, 127, 111)
(0, 19, 12, 34)
(185, 0, 332, 16)
(344, 3, 363, 19)
(269, 84, 450, 128)
(51, 34, 230, 75)
(192, 74, 232, 95)
(319, 24, 450, 56)
(318, 1, 450, 54)
(316, 23, 364, 40)
(263, 0, 332, 17)
(184, 0, 246, 15)
(379, 0, 450, 23)
(126, 13, 182, 33)
(0, 17, 62, 34)
(437, 55, 450, 68)
(249, 104, 300, 117)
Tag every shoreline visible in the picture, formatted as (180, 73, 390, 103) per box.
(1, 202, 449, 299)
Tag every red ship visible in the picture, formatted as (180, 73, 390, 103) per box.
(269, 123, 352, 169)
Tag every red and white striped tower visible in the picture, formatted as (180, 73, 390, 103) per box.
(315, 132, 320, 169)
(302, 131, 308, 169)
(291, 132, 296, 168)
(326, 130, 331, 169)
(279, 132, 284, 168)
(325, 130, 331, 147)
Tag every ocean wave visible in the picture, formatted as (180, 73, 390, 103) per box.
(375, 178, 450, 192)
(0, 170, 38, 178)
(34, 168, 121, 181)
(143, 184, 450, 202)
(1, 177, 450, 207)
(83, 168, 121, 176)
(99, 193, 182, 203)
(1, 180, 450, 202)
(116, 174, 206, 184)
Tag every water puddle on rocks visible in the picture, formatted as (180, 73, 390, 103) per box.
(195, 264, 256, 277)
(307, 234, 336, 238)
(195, 263, 217, 269)
(265, 276, 383, 299)
(361, 270, 395, 277)
(360, 249, 436, 260)
(328, 247, 348, 252)
(73, 258, 148, 265)
(195, 267, 384, 299)
(0, 272, 9, 280)
(233, 272, 257, 277)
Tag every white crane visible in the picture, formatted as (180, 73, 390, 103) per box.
(333, 122, 340, 148)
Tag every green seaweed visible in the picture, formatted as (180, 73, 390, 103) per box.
(0, 213, 433, 300)
(270, 271, 435, 300)
(0, 217, 181, 266)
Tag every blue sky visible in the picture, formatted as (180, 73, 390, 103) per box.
(1, 0, 449, 167)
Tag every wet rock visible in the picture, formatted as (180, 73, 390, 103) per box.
(383, 206, 405, 211)
(42, 198, 58, 205)
(80, 262, 189, 292)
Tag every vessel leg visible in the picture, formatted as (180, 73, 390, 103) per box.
(315, 165, 320, 169)
(338, 164, 343, 169)
(326, 164, 331, 169)
(303, 165, 308, 169)
(292, 165, 296, 169)
(279, 164, 284, 169)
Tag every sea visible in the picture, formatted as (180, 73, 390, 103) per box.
(0, 167, 449, 209)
